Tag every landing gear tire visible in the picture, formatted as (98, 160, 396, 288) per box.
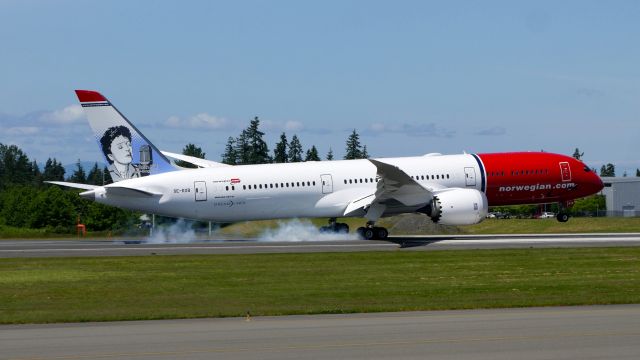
(336, 223, 349, 234)
(375, 227, 389, 240)
(320, 221, 349, 234)
(557, 213, 570, 222)
(359, 226, 389, 240)
(363, 228, 375, 240)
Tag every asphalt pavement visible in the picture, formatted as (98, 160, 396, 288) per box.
(1, 233, 640, 258)
(2, 305, 639, 360)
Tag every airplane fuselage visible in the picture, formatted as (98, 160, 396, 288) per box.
(89, 152, 603, 223)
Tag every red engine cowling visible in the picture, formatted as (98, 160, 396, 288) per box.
(421, 188, 488, 225)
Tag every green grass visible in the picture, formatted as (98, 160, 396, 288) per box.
(462, 217, 640, 234)
(2, 248, 640, 324)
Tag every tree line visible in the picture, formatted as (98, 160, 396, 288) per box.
(0, 143, 134, 233)
(218, 117, 368, 165)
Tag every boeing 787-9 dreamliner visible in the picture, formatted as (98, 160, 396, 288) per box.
(48, 90, 604, 240)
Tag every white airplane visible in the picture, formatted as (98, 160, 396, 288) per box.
(48, 90, 604, 239)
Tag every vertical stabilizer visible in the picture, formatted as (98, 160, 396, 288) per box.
(75, 90, 176, 182)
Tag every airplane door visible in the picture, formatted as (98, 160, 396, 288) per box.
(464, 167, 476, 186)
(320, 174, 333, 194)
(559, 162, 572, 182)
(194, 181, 207, 201)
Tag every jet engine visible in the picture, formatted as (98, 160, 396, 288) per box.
(419, 188, 488, 225)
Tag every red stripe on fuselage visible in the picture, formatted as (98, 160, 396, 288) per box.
(478, 152, 602, 206)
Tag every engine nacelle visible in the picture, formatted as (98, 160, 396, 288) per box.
(419, 188, 488, 225)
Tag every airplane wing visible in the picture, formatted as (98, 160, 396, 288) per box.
(343, 159, 446, 218)
(161, 151, 231, 168)
(45, 181, 98, 191)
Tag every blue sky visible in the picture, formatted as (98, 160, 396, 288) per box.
(1, 1, 638, 175)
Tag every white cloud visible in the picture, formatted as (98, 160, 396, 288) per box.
(3, 126, 40, 135)
(474, 126, 506, 136)
(39, 104, 85, 124)
(284, 120, 304, 132)
(164, 113, 230, 129)
(365, 122, 455, 138)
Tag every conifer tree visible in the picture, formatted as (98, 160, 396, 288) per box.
(344, 129, 363, 160)
(273, 132, 289, 163)
(68, 159, 87, 183)
(288, 135, 303, 162)
(221, 137, 238, 165)
(361, 145, 369, 159)
(305, 145, 320, 161)
(87, 162, 103, 185)
(246, 116, 271, 164)
(326, 147, 334, 161)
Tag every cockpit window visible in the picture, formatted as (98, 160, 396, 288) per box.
(583, 166, 591, 172)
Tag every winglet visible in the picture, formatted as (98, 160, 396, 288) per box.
(75, 90, 107, 103)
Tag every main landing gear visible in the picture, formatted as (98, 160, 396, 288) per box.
(319, 218, 390, 240)
(356, 221, 389, 240)
(319, 218, 349, 234)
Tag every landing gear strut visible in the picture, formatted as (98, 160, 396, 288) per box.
(319, 218, 349, 234)
(556, 201, 571, 222)
(356, 221, 389, 240)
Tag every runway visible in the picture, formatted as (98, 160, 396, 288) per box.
(1, 233, 640, 258)
(2, 305, 639, 360)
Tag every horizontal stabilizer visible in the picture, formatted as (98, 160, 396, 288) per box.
(105, 186, 162, 197)
(45, 181, 98, 191)
(161, 151, 231, 168)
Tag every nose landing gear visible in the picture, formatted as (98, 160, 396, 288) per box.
(556, 201, 572, 222)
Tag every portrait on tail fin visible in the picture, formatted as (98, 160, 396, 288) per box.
(100, 125, 153, 181)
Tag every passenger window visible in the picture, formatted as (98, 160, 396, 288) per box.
(307, 181, 310, 186)
(243, 185, 246, 190)
(344, 179, 347, 184)
(349, 179, 352, 184)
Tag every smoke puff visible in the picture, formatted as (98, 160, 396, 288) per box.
(146, 219, 197, 244)
(259, 219, 359, 242)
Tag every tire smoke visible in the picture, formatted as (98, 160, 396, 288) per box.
(146, 218, 197, 244)
(259, 219, 360, 242)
